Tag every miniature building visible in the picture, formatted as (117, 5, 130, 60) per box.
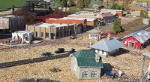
(130, 11, 141, 17)
(45, 17, 98, 27)
(131, 2, 150, 11)
(61, 17, 98, 27)
(122, 30, 150, 49)
(45, 18, 85, 24)
(26, 23, 83, 40)
(0, 15, 25, 31)
(12, 31, 34, 44)
(91, 38, 124, 57)
(88, 29, 101, 40)
(131, 2, 150, 17)
(100, 9, 123, 16)
(45, 11, 101, 27)
(70, 49, 103, 79)
(101, 13, 116, 24)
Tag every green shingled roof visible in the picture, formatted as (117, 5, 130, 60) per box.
(72, 49, 103, 68)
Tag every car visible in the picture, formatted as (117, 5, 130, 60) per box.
(55, 48, 65, 54)
(41, 52, 51, 57)
(69, 48, 76, 53)
(105, 71, 117, 79)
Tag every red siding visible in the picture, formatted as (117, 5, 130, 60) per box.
(122, 36, 142, 49)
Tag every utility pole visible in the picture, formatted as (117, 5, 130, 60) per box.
(141, 55, 145, 77)
(146, 1, 149, 18)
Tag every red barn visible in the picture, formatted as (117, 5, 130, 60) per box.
(122, 30, 150, 49)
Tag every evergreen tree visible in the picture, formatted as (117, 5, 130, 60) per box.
(113, 18, 122, 33)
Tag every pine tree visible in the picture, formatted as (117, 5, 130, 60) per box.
(113, 18, 122, 33)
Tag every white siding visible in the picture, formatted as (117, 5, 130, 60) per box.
(71, 57, 80, 79)
(79, 67, 101, 79)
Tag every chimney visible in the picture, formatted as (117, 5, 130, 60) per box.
(95, 53, 102, 62)
(107, 33, 112, 40)
(95, 55, 100, 62)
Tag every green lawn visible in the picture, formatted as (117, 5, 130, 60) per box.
(0, 0, 31, 10)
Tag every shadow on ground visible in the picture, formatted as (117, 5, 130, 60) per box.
(110, 48, 129, 57)
(0, 53, 70, 69)
(20, 78, 60, 82)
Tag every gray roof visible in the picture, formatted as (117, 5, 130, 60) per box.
(143, 52, 150, 57)
(141, 72, 150, 82)
(90, 38, 124, 52)
(123, 30, 150, 43)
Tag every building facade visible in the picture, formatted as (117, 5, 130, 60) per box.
(26, 23, 83, 40)
(12, 31, 34, 44)
(0, 15, 25, 31)
(122, 30, 150, 49)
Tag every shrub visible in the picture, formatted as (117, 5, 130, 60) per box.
(14, 9, 36, 24)
(108, 3, 124, 10)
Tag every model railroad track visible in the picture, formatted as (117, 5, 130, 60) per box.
(0, 53, 70, 69)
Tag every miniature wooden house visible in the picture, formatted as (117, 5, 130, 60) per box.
(70, 49, 103, 80)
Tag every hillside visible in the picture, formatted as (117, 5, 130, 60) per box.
(0, 0, 33, 10)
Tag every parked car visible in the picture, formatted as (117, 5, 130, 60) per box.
(41, 52, 52, 57)
(69, 48, 76, 53)
(55, 48, 65, 54)
(105, 71, 117, 79)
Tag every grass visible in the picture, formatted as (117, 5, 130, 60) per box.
(0, 0, 32, 10)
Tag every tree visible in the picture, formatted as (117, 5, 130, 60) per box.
(113, 18, 122, 33)
(14, 9, 36, 24)
(75, 0, 91, 8)
(108, 3, 124, 10)
(76, 0, 84, 8)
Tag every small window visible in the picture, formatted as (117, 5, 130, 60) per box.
(82, 71, 88, 78)
(45, 33, 49, 38)
(41, 32, 44, 37)
(91, 71, 97, 78)
(35, 32, 37, 37)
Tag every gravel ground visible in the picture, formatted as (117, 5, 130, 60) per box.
(0, 19, 150, 82)
(0, 32, 149, 82)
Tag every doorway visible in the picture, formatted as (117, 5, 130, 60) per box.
(128, 42, 134, 48)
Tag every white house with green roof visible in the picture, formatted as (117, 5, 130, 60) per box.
(70, 49, 103, 79)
